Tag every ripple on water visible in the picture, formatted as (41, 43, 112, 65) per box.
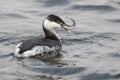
(63, 32, 117, 47)
(29, 66, 85, 76)
(0, 13, 28, 19)
(15, 57, 86, 78)
(68, 5, 116, 12)
(36, 0, 70, 7)
(0, 53, 13, 59)
(108, 19, 120, 23)
(0, 32, 40, 45)
(109, 52, 120, 58)
(81, 73, 119, 80)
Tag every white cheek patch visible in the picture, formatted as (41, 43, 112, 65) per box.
(44, 19, 61, 29)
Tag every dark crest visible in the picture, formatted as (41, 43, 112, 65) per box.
(47, 14, 65, 24)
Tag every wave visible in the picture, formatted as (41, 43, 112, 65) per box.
(36, 0, 69, 7)
(68, 5, 116, 11)
(108, 19, 120, 23)
(24, 64, 85, 76)
(62, 32, 117, 46)
(109, 52, 120, 58)
(0, 13, 28, 19)
(82, 73, 120, 80)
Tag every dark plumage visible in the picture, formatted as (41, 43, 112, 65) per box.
(18, 37, 62, 54)
(47, 15, 65, 24)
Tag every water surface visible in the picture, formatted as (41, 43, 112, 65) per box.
(0, 0, 120, 80)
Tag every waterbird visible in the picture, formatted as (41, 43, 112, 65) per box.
(14, 14, 76, 59)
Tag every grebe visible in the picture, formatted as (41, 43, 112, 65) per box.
(14, 14, 76, 58)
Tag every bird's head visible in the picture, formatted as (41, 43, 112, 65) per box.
(43, 14, 76, 31)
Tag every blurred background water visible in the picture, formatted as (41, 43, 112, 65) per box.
(0, 0, 120, 80)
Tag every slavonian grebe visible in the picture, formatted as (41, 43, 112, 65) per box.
(14, 14, 76, 58)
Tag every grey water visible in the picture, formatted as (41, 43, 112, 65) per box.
(0, 0, 120, 80)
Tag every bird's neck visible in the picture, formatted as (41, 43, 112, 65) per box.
(42, 19, 61, 42)
(43, 27, 60, 42)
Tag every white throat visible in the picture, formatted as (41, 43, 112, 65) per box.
(43, 19, 61, 41)
(43, 19, 61, 30)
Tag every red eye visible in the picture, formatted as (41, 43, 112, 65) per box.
(57, 21, 60, 24)
(57, 20, 63, 27)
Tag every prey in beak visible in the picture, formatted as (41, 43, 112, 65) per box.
(56, 17, 76, 31)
